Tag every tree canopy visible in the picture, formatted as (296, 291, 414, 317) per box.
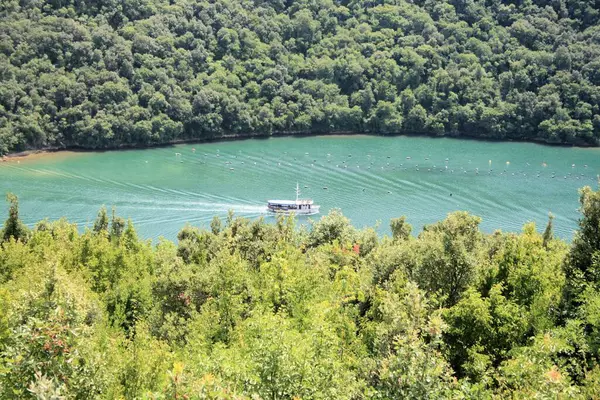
(1, 187, 600, 397)
(1, 0, 600, 155)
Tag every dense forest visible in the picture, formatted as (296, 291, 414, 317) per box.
(0, 185, 599, 398)
(2, 0, 600, 155)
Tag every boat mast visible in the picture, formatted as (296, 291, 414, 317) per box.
(296, 182, 300, 203)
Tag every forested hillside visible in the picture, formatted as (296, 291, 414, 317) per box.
(0, 186, 600, 398)
(2, 0, 600, 155)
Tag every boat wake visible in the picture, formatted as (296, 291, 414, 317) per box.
(132, 200, 268, 214)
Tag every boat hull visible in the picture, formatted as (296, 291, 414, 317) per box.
(267, 206, 320, 216)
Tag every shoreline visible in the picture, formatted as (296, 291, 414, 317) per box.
(2, 131, 598, 161)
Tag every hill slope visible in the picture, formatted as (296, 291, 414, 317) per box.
(1, 0, 600, 154)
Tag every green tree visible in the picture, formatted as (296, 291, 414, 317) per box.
(413, 212, 483, 306)
(563, 186, 600, 316)
(543, 212, 555, 248)
(93, 206, 109, 234)
(390, 216, 412, 241)
(2, 193, 29, 242)
(110, 207, 125, 238)
(210, 216, 222, 235)
(443, 285, 528, 379)
(308, 209, 356, 248)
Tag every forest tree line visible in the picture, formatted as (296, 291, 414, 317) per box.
(0, 185, 600, 398)
(2, 0, 600, 155)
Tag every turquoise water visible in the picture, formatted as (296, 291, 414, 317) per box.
(1, 135, 598, 240)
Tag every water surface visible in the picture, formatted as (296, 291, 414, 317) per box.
(1, 136, 598, 240)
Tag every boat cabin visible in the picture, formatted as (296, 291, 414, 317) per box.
(267, 199, 314, 212)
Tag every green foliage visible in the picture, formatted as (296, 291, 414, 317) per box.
(495, 320, 588, 398)
(414, 211, 483, 306)
(444, 285, 529, 380)
(543, 212, 555, 248)
(2, 0, 600, 156)
(109, 207, 125, 239)
(0, 288, 9, 349)
(0, 193, 599, 396)
(2, 193, 29, 243)
(210, 216, 222, 236)
(390, 216, 412, 241)
(0, 265, 103, 399)
(92, 206, 108, 234)
(308, 208, 356, 247)
(369, 314, 459, 399)
(564, 185, 600, 316)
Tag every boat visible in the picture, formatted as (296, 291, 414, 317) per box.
(267, 183, 320, 215)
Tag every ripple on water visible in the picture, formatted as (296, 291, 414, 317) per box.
(1, 135, 597, 240)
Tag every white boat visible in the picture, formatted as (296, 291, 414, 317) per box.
(267, 183, 320, 215)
